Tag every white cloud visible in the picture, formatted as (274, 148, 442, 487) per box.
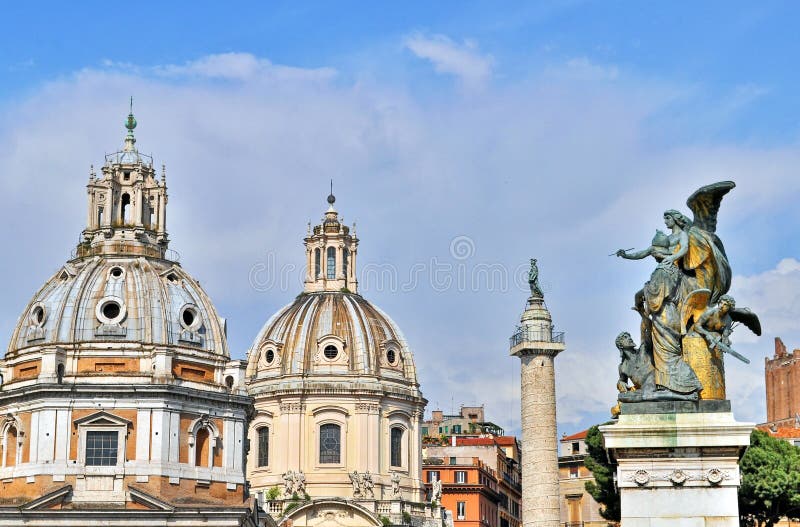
(0, 51, 798, 436)
(560, 57, 619, 81)
(106, 52, 337, 83)
(731, 258, 800, 344)
(404, 33, 493, 86)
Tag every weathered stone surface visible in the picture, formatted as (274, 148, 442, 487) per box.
(601, 411, 752, 527)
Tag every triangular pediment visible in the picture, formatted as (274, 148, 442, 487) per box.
(21, 485, 72, 510)
(128, 487, 174, 511)
(73, 411, 131, 427)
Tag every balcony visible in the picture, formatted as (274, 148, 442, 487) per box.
(509, 326, 564, 347)
(564, 522, 584, 527)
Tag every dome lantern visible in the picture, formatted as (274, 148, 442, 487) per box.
(304, 192, 359, 293)
(79, 101, 171, 260)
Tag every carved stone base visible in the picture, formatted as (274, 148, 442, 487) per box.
(600, 408, 753, 527)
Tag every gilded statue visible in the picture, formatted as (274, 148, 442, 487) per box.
(613, 181, 759, 404)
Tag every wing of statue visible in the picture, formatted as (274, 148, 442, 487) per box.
(730, 307, 762, 336)
(686, 181, 736, 233)
(681, 288, 711, 335)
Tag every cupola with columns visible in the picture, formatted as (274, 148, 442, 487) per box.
(303, 189, 358, 293)
(80, 98, 170, 260)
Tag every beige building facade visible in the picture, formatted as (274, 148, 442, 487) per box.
(557, 431, 608, 527)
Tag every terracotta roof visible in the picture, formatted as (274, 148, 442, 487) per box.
(756, 425, 800, 438)
(561, 430, 588, 441)
(454, 436, 518, 447)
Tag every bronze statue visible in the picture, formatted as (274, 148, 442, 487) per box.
(613, 181, 758, 405)
(692, 295, 760, 364)
(528, 258, 543, 297)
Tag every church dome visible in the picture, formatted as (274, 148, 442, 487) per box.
(247, 291, 417, 383)
(8, 254, 227, 357)
(245, 195, 428, 517)
(6, 108, 228, 360)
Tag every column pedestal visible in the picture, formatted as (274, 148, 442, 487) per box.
(601, 401, 753, 527)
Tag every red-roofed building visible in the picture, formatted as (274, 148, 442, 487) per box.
(558, 430, 609, 527)
(422, 408, 521, 527)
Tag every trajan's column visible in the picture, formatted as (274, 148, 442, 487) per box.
(510, 259, 565, 527)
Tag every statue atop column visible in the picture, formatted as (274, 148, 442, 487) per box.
(613, 181, 761, 403)
(528, 258, 544, 298)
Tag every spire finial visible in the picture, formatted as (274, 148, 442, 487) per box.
(327, 179, 335, 205)
(123, 97, 137, 152)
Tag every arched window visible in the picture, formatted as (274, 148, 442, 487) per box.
(390, 427, 403, 467)
(326, 247, 336, 280)
(319, 423, 341, 463)
(257, 427, 269, 467)
(343, 248, 349, 282)
(314, 248, 321, 278)
(195, 428, 210, 467)
(121, 193, 131, 224)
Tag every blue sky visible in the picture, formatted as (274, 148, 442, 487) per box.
(1, 1, 799, 436)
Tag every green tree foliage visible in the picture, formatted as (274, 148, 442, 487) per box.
(583, 424, 620, 522)
(739, 430, 800, 527)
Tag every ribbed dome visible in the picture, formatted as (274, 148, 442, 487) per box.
(247, 291, 417, 383)
(7, 254, 228, 357)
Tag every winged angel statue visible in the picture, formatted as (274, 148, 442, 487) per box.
(614, 181, 760, 403)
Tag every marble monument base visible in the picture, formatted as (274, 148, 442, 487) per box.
(600, 401, 753, 527)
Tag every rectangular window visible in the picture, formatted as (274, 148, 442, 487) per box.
(85, 430, 118, 466)
(422, 427, 429, 436)
(571, 441, 580, 454)
(569, 466, 579, 478)
(455, 470, 467, 483)
(257, 427, 269, 467)
(320, 423, 341, 464)
(427, 470, 440, 483)
(449, 456, 457, 465)
(326, 247, 336, 280)
(453, 424, 462, 434)
(457, 501, 466, 520)
(391, 427, 403, 467)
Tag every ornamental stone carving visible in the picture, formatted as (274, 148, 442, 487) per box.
(622, 467, 732, 487)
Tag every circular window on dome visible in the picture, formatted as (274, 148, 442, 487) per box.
(179, 304, 202, 331)
(386, 348, 397, 365)
(323, 345, 339, 360)
(108, 266, 125, 279)
(96, 297, 126, 325)
(29, 304, 46, 327)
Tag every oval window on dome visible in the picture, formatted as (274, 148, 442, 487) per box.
(30, 305, 46, 327)
(108, 266, 124, 279)
(179, 304, 202, 331)
(386, 348, 397, 365)
(266, 349, 275, 364)
(96, 297, 126, 325)
(323, 345, 339, 360)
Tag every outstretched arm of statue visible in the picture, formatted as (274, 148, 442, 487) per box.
(616, 247, 652, 260)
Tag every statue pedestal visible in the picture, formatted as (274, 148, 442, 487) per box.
(600, 401, 753, 527)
